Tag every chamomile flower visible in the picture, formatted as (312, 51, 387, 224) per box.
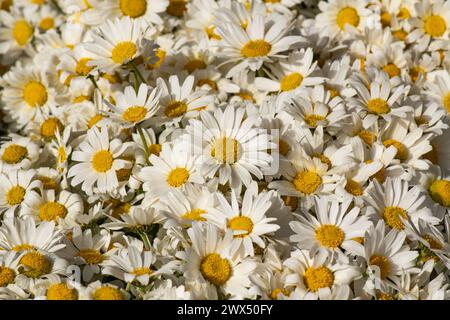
(0, 134, 39, 170)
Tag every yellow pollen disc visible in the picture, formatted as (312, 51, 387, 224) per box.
(378, 292, 395, 300)
(12, 244, 34, 252)
(166, 0, 187, 17)
(64, 74, 74, 86)
(442, 93, 450, 113)
(293, 171, 322, 195)
(369, 255, 391, 280)
(278, 139, 290, 156)
(280, 72, 303, 92)
(200, 253, 231, 286)
(132, 267, 153, 276)
(205, 25, 221, 40)
(112, 202, 131, 218)
(102, 72, 121, 84)
(197, 79, 218, 91)
(429, 179, 450, 207)
(304, 114, 326, 127)
(314, 154, 331, 170)
(270, 288, 289, 300)
(423, 145, 438, 164)
(336, 7, 360, 30)
(303, 266, 334, 292)
(397, 7, 410, 20)
(410, 66, 425, 82)
(367, 98, 390, 115)
(119, 0, 147, 18)
(57, 146, 67, 164)
(228, 216, 253, 238)
(383, 139, 407, 161)
(352, 237, 364, 244)
(122, 106, 147, 123)
(164, 100, 187, 118)
(184, 59, 207, 73)
(241, 39, 272, 58)
(92, 150, 114, 173)
(87, 114, 103, 128)
(166, 167, 190, 187)
(315, 224, 345, 248)
(40, 117, 63, 139)
(357, 130, 376, 145)
(111, 41, 137, 65)
(1, 0, 12, 11)
(345, 179, 363, 196)
(39, 17, 54, 30)
(39, 202, 68, 221)
(2, 144, 28, 164)
(148, 143, 161, 156)
(392, 29, 407, 41)
(147, 49, 166, 69)
(116, 167, 132, 182)
(79, 249, 103, 264)
(37, 176, 58, 190)
(181, 208, 206, 221)
(12, 20, 33, 46)
(75, 58, 93, 76)
(31, 0, 45, 4)
(73, 95, 89, 103)
(281, 195, 298, 210)
(6, 185, 25, 206)
(237, 91, 255, 102)
(93, 287, 124, 300)
(23, 81, 48, 107)
(383, 206, 407, 230)
(211, 137, 241, 164)
(380, 11, 391, 27)
(423, 234, 443, 250)
(47, 283, 78, 300)
(19, 251, 51, 278)
(0, 267, 15, 287)
(424, 15, 447, 37)
(326, 86, 339, 98)
(383, 63, 400, 78)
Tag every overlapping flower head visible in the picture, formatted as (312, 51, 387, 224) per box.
(0, 0, 450, 300)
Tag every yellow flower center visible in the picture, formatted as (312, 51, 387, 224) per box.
(304, 114, 326, 127)
(442, 92, 450, 113)
(357, 130, 376, 145)
(19, 251, 52, 278)
(111, 41, 137, 65)
(383, 63, 400, 78)
(166, 167, 190, 187)
(73, 95, 89, 103)
(365, 160, 385, 183)
(148, 143, 161, 156)
(237, 91, 255, 102)
(326, 86, 339, 98)
(39, 17, 54, 30)
(147, 49, 166, 69)
(6, 185, 25, 206)
(429, 179, 450, 207)
(205, 25, 221, 40)
(241, 39, 272, 58)
(132, 267, 153, 276)
(314, 154, 332, 169)
(93, 287, 124, 300)
(200, 253, 232, 286)
(181, 208, 206, 221)
(211, 137, 241, 164)
(369, 255, 391, 280)
(278, 139, 290, 156)
(47, 283, 78, 300)
(166, 0, 187, 17)
(383, 139, 407, 161)
(303, 266, 334, 292)
(37, 176, 58, 190)
(12, 20, 33, 46)
(87, 114, 103, 128)
(336, 7, 360, 30)
(293, 171, 322, 194)
(184, 59, 207, 73)
(75, 58, 94, 76)
(280, 72, 303, 92)
(78, 249, 103, 265)
(23, 81, 48, 107)
(392, 29, 408, 41)
(116, 167, 132, 182)
(164, 100, 187, 118)
(423, 234, 443, 250)
(424, 15, 447, 37)
(12, 244, 34, 252)
(397, 7, 410, 19)
(122, 106, 147, 123)
(31, 0, 45, 4)
(383, 206, 407, 230)
(1, 0, 12, 11)
(39, 202, 68, 221)
(92, 150, 113, 173)
(281, 195, 298, 210)
(40, 117, 63, 140)
(0, 267, 15, 287)
(228, 216, 253, 238)
(380, 11, 391, 27)
(378, 292, 395, 300)
(367, 98, 390, 115)
(410, 66, 425, 82)
(270, 288, 289, 300)
(2, 144, 28, 164)
(345, 179, 363, 196)
(315, 225, 345, 248)
(197, 79, 218, 91)
(119, 0, 147, 18)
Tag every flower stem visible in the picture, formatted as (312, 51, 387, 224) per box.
(130, 61, 146, 85)
(137, 125, 151, 165)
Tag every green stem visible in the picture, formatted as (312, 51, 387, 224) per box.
(140, 232, 151, 250)
(88, 75, 100, 90)
(51, 0, 64, 14)
(137, 125, 151, 165)
(130, 61, 146, 85)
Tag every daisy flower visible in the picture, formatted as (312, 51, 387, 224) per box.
(0, 134, 40, 170)
(204, 182, 280, 257)
(68, 125, 132, 194)
(80, 280, 130, 300)
(0, 9, 35, 55)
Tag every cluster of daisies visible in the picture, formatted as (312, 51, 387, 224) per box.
(0, 0, 450, 301)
